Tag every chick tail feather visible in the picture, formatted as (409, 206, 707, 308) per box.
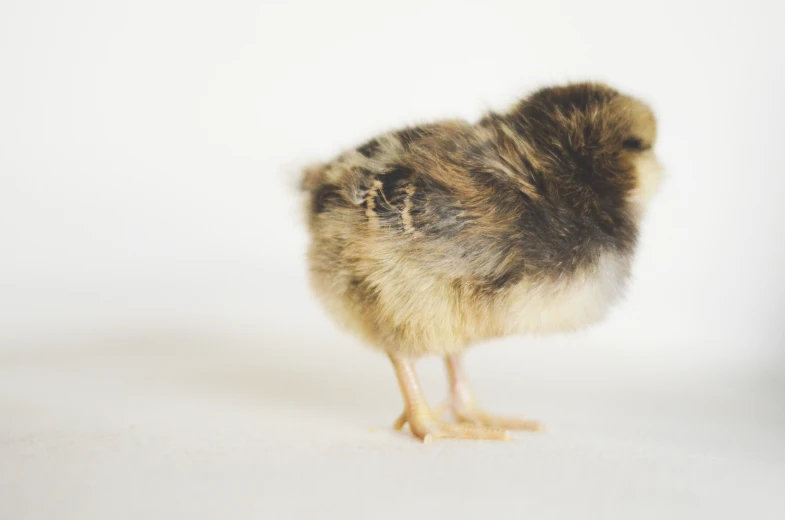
(300, 162, 329, 194)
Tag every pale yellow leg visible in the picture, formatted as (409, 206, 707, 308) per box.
(390, 355, 510, 443)
(443, 354, 542, 432)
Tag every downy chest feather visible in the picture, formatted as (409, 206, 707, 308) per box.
(503, 251, 631, 335)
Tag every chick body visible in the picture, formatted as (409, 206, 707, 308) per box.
(303, 83, 660, 358)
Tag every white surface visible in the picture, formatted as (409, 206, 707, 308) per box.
(2, 330, 784, 519)
(2, 0, 785, 518)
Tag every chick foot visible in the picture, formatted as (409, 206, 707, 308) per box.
(389, 355, 510, 443)
(443, 354, 543, 432)
(437, 400, 542, 431)
(393, 406, 510, 443)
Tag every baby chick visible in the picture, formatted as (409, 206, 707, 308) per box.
(301, 82, 661, 442)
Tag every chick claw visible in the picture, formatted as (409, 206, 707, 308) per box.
(393, 406, 511, 443)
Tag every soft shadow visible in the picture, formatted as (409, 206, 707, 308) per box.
(0, 324, 390, 419)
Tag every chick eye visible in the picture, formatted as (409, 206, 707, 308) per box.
(622, 138, 644, 150)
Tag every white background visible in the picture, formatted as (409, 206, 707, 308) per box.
(1, 1, 784, 519)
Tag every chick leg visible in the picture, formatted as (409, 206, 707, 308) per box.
(442, 354, 542, 431)
(389, 355, 510, 443)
